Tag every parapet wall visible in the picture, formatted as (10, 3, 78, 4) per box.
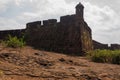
(93, 40, 109, 50)
(110, 44, 120, 50)
(60, 15, 76, 25)
(43, 19, 57, 26)
(0, 29, 25, 40)
(93, 40, 120, 50)
(27, 14, 76, 28)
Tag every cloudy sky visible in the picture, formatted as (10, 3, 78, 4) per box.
(0, 0, 120, 44)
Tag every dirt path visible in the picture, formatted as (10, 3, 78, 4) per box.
(0, 46, 120, 80)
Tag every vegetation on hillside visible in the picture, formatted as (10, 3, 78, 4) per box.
(87, 49, 120, 65)
(2, 35, 26, 48)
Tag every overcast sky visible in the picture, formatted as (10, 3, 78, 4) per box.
(0, 0, 120, 44)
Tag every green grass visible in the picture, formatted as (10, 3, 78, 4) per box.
(87, 49, 120, 65)
(4, 35, 26, 48)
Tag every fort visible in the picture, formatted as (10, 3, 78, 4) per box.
(26, 3, 93, 55)
(0, 3, 120, 55)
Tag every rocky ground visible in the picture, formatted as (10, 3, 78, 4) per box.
(0, 46, 120, 80)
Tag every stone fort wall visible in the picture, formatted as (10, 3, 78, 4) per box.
(0, 29, 25, 40)
(93, 40, 120, 50)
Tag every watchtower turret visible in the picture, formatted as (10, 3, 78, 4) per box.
(76, 2, 84, 20)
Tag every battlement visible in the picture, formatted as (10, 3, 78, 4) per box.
(26, 11, 82, 28)
(43, 19, 57, 26)
(60, 15, 76, 25)
(26, 14, 76, 28)
(27, 19, 57, 28)
(27, 21, 41, 29)
(26, 2, 85, 28)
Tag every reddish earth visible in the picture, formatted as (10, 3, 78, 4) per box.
(0, 46, 119, 80)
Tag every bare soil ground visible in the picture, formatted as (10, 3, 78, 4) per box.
(0, 46, 119, 80)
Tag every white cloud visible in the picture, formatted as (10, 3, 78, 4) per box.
(0, 0, 11, 12)
(15, 0, 21, 6)
(0, 17, 23, 30)
(83, 2, 120, 44)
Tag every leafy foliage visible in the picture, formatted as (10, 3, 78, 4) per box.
(5, 35, 25, 48)
(87, 49, 120, 65)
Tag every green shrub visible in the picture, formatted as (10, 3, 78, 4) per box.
(5, 35, 25, 48)
(87, 49, 120, 65)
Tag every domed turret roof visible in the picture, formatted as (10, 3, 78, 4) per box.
(76, 2, 84, 8)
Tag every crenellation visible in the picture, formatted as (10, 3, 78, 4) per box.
(43, 19, 57, 26)
(27, 21, 41, 29)
(43, 20, 49, 26)
(48, 19, 57, 25)
(60, 15, 76, 25)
